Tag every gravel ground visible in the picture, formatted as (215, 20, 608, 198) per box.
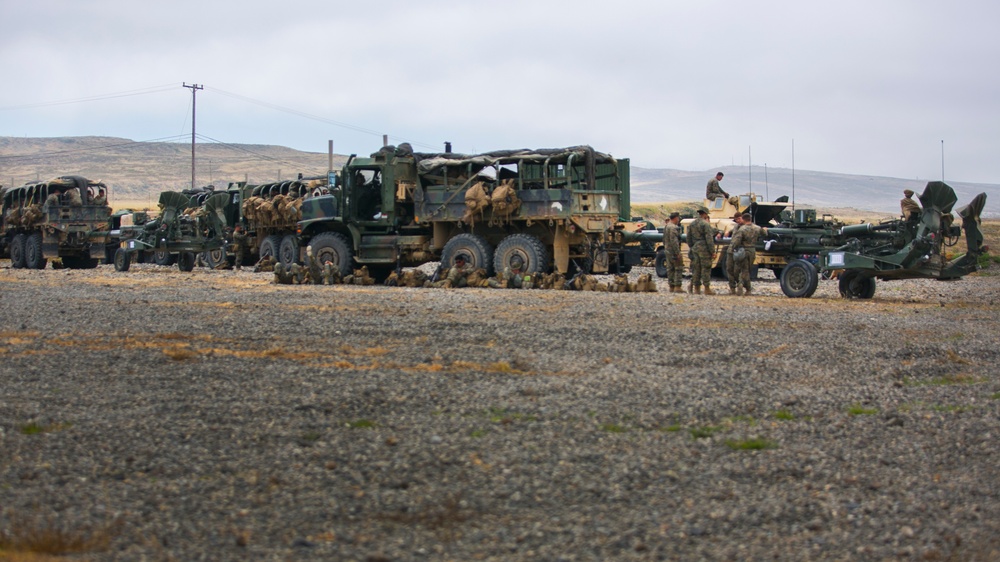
(2, 262, 999, 561)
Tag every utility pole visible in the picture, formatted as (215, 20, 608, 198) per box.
(183, 83, 203, 189)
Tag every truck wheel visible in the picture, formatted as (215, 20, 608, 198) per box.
(177, 252, 196, 272)
(715, 252, 729, 281)
(206, 248, 228, 269)
(114, 248, 131, 272)
(310, 232, 354, 277)
(279, 234, 299, 265)
(443, 233, 494, 275)
(259, 234, 284, 263)
(838, 270, 876, 299)
(493, 234, 547, 276)
(153, 250, 175, 266)
(10, 234, 26, 268)
(780, 258, 818, 298)
(653, 250, 667, 278)
(24, 233, 46, 270)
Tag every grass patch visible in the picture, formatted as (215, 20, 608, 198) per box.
(347, 419, 375, 429)
(847, 404, 878, 416)
(486, 407, 536, 424)
(470, 429, 489, 438)
(0, 512, 121, 556)
(601, 423, 627, 433)
(904, 373, 983, 387)
(990, 392, 1000, 400)
(661, 424, 683, 432)
(162, 345, 198, 361)
(300, 431, 322, 442)
(724, 437, 777, 450)
(689, 426, 722, 439)
(19, 422, 71, 435)
(772, 409, 795, 421)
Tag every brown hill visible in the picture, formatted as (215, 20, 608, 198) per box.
(0, 136, 345, 200)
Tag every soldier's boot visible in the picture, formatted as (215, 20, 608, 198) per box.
(703, 285, 714, 295)
(744, 285, 752, 296)
(729, 286, 737, 295)
(736, 286, 744, 296)
(693, 285, 702, 295)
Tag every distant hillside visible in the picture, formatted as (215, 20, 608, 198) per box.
(1, 136, 996, 217)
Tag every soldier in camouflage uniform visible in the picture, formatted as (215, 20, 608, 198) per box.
(705, 172, 729, 200)
(305, 246, 323, 284)
(431, 254, 473, 288)
(488, 255, 526, 289)
(724, 212, 744, 295)
(900, 189, 921, 220)
(729, 213, 763, 296)
(662, 212, 683, 292)
(254, 255, 277, 273)
(686, 207, 716, 295)
(232, 226, 248, 270)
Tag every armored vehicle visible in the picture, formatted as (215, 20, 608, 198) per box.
(1, 176, 112, 269)
(292, 145, 635, 279)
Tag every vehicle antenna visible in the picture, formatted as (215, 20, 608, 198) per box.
(764, 163, 769, 201)
(791, 139, 795, 212)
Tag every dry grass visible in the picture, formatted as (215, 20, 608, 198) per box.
(0, 512, 121, 558)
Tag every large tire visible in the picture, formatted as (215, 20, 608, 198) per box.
(205, 247, 228, 269)
(259, 234, 284, 263)
(114, 248, 131, 272)
(780, 258, 819, 298)
(309, 232, 354, 277)
(493, 234, 547, 276)
(653, 250, 667, 278)
(177, 252, 196, 272)
(838, 269, 877, 299)
(10, 234, 27, 269)
(443, 233, 494, 275)
(153, 250, 175, 266)
(279, 234, 299, 265)
(24, 233, 46, 270)
(716, 251, 729, 281)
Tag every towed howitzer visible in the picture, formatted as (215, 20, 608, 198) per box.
(114, 191, 232, 272)
(765, 181, 987, 298)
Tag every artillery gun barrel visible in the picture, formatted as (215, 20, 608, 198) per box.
(838, 222, 896, 237)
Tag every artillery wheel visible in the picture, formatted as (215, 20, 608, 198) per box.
(279, 234, 299, 265)
(493, 233, 547, 276)
(779, 258, 818, 298)
(24, 233, 46, 270)
(10, 233, 27, 268)
(310, 232, 354, 278)
(259, 234, 284, 263)
(153, 250, 175, 266)
(838, 270, 876, 299)
(177, 252, 196, 272)
(114, 248, 132, 272)
(443, 233, 494, 275)
(653, 250, 668, 278)
(205, 247, 228, 269)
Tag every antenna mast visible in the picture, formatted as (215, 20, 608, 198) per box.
(183, 83, 203, 190)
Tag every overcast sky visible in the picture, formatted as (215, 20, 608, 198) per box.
(2, 0, 999, 184)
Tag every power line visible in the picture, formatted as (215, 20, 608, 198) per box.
(0, 84, 178, 111)
(210, 87, 441, 151)
(194, 133, 324, 170)
(0, 135, 191, 163)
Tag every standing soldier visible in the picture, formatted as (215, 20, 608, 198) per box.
(686, 207, 716, 295)
(232, 226, 248, 270)
(661, 212, 683, 293)
(724, 212, 745, 295)
(730, 212, 763, 296)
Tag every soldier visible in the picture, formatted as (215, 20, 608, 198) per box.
(63, 187, 83, 206)
(488, 255, 526, 289)
(305, 246, 323, 284)
(232, 226, 248, 270)
(686, 207, 716, 295)
(724, 212, 745, 294)
(92, 188, 107, 206)
(661, 212, 683, 292)
(254, 255, 277, 273)
(431, 254, 473, 288)
(321, 260, 342, 285)
(901, 189, 921, 220)
(730, 213, 763, 296)
(705, 172, 729, 200)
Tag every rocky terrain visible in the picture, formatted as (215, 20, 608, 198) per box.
(2, 263, 999, 560)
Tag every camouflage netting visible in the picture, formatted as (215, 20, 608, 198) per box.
(412, 146, 615, 175)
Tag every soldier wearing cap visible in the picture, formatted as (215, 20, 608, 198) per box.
(901, 189, 921, 220)
(662, 212, 683, 292)
(729, 212, 763, 296)
(432, 254, 474, 288)
(686, 207, 716, 294)
(724, 212, 745, 294)
(489, 254, 526, 289)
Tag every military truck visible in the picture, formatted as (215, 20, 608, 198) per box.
(231, 176, 329, 267)
(113, 191, 229, 272)
(290, 144, 635, 278)
(1, 176, 112, 269)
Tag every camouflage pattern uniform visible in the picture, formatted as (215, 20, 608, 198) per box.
(724, 216, 744, 294)
(254, 255, 277, 273)
(730, 220, 762, 295)
(705, 174, 729, 200)
(232, 228, 248, 270)
(43, 192, 61, 212)
(901, 190, 921, 220)
(488, 266, 524, 289)
(64, 188, 83, 207)
(431, 261, 473, 288)
(686, 212, 716, 294)
(662, 219, 683, 292)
